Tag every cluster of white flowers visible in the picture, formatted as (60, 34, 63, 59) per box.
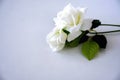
(47, 4, 92, 51)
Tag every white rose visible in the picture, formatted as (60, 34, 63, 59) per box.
(54, 3, 86, 42)
(47, 27, 67, 51)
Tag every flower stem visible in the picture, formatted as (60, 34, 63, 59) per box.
(89, 24, 120, 34)
(89, 30, 120, 34)
(101, 24, 120, 27)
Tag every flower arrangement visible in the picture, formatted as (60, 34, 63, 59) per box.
(46, 4, 120, 60)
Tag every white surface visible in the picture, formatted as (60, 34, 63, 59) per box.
(0, 0, 120, 80)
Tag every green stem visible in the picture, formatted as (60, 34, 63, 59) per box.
(101, 24, 120, 27)
(89, 24, 120, 34)
(89, 30, 120, 34)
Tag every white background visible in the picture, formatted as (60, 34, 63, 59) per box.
(0, 0, 120, 80)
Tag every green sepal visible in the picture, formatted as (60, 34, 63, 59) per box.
(62, 29, 70, 35)
(91, 19, 101, 29)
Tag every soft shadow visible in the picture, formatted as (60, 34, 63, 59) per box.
(0, 75, 4, 80)
(116, 0, 120, 7)
(56, 46, 85, 60)
(0, 0, 3, 6)
(0, 0, 3, 3)
(115, 72, 120, 80)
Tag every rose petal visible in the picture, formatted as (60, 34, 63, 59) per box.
(81, 19, 94, 30)
(46, 27, 67, 51)
(67, 30, 82, 42)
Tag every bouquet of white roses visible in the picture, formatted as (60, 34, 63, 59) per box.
(46, 4, 120, 60)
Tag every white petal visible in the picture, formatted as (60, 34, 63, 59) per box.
(78, 7, 87, 13)
(67, 30, 82, 42)
(63, 3, 76, 14)
(69, 24, 81, 33)
(46, 28, 67, 52)
(81, 18, 94, 30)
(59, 30, 67, 43)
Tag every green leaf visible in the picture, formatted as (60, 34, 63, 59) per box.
(92, 35, 107, 48)
(81, 40, 99, 60)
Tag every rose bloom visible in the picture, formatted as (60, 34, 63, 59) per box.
(47, 27, 67, 51)
(54, 4, 86, 41)
(47, 4, 92, 51)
